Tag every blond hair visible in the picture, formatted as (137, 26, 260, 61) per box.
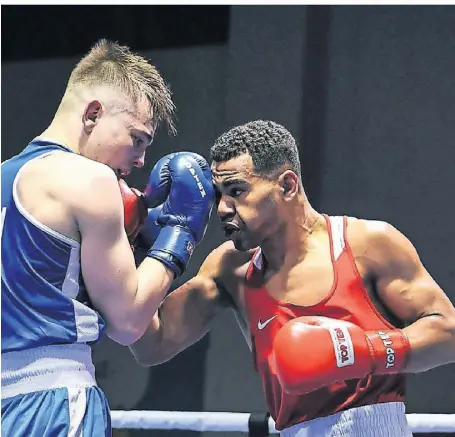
(67, 39, 176, 134)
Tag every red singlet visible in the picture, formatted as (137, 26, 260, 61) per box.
(244, 215, 406, 430)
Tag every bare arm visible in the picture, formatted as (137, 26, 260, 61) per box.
(130, 242, 241, 366)
(362, 220, 455, 373)
(75, 165, 173, 346)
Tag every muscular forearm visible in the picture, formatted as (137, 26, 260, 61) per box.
(129, 313, 169, 366)
(135, 257, 174, 317)
(106, 258, 173, 346)
(130, 275, 226, 366)
(403, 314, 455, 373)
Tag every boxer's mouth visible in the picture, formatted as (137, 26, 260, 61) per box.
(117, 169, 130, 177)
(223, 223, 241, 237)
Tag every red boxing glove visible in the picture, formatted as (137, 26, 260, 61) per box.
(273, 316, 411, 395)
(118, 178, 148, 244)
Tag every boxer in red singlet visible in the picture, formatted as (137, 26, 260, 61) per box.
(130, 120, 455, 437)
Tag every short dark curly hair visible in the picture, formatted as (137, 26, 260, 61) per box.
(210, 120, 301, 179)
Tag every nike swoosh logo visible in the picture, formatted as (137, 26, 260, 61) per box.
(257, 315, 278, 330)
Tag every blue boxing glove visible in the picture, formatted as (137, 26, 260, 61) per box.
(145, 152, 212, 208)
(144, 152, 214, 277)
(132, 205, 163, 252)
(134, 153, 201, 250)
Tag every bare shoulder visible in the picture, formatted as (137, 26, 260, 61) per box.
(346, 216, 421, 274)
(346, 216, 393, 244)
(24, 151, 117, 200)
(52, 152, 116, 191)
(14, 151, 120, 242)
(347, 216, 410, 247)
(48, 154, 120, 213)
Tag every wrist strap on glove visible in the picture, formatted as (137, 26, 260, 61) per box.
(146, 226, 195, 277)
(365, 329, 411, 374)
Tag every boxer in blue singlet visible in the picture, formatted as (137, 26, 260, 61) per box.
(1, 39, 214, 437)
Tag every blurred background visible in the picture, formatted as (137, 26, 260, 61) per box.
(2, 4, 455, 437)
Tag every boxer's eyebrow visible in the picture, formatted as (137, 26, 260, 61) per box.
(132, 127, 154, 147)
(221, 178, 248, 188)
(142, 130, 154, 146)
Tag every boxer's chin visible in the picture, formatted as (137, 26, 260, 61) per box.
(232, 239, 247, 251)
(231, 234, 254, 252)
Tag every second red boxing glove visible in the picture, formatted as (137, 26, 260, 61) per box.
(118, 178, 148, 244)
(273, 316, 410, 395)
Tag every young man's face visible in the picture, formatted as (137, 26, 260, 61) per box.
(82, 95, 154, 177)
(212, 153, 283, 251)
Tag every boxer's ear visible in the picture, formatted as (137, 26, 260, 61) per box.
(278, 170, 299, 201)
(83, 100, 103, 133)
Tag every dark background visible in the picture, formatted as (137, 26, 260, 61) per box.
(2, 5, 455, 437)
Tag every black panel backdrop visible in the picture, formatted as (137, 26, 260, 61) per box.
(2, 5, 454, 437)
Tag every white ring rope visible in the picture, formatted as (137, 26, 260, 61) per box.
(111, 411, 455, 433)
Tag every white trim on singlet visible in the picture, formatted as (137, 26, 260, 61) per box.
(12, 152, 80, 248)
(73, 300, 100, 343)
(12, 151, 85, 302)
(328, 215, 345, 261)
(253, 248, 263, 270)
(62, 245, 82, 299)
(252, 216, 346, 268)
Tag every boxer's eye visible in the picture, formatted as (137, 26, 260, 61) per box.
(131, 135, 144, 148)
(229, 188, 244, 198)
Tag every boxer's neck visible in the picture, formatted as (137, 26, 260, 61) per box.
(40, 114, 81, 155)
(261, 200, 324, 273)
